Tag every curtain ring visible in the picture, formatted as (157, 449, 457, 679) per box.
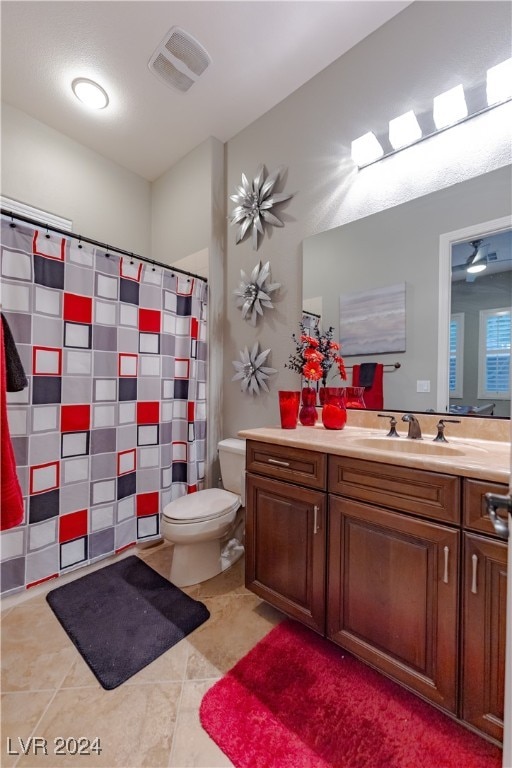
(78, 236, 83, 250)
(45, 225, 50, 239)
(9, 215, 16, 228)
(105, 247, 110, 258)
(130, 253, 134, 265)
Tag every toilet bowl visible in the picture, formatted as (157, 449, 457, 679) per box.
(161, 438, 246, 587)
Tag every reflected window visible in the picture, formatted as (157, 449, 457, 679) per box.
(449, 313, 464, 398)
(478, 307, 511, 398)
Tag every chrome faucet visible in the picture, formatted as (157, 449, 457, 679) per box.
(402, 413, 422, 439)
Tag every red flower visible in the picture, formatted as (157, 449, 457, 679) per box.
(301, 334, 319, 348)
(304, 348, 323, 362)
(302, 360, 323, 381)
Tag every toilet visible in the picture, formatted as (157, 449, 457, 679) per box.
(161, 438, 246, 587)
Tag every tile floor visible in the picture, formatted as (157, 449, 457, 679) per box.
(1, 544, 284, 768)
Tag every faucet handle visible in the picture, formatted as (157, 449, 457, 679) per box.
(378, 413, 400, 437)
(433, 418, 461, 443)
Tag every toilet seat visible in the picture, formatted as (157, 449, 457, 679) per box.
(162, 488, 240, 524)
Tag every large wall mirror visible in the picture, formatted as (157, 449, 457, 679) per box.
(302, 165, 512, 416)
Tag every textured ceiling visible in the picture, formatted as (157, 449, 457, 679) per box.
(0, 1, 410, 180)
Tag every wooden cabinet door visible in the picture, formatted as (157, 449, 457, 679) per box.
(462, 532, 507, 742)
(245, 473, 326, 635)
(328, 495, 459, 714)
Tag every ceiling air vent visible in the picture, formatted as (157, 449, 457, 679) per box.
(148, 26, 211, 93)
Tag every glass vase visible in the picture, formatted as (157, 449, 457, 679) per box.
(344, 386, 366, 409)
(321, 387, 347, 430)
(299, 387, 318, 426)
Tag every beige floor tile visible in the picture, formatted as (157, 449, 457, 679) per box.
(14, 682, 182, 768)
(169, 680, 234, 768)
(0, 553, 282, 768)
(186, 559, 252, 601)
(1, 597, 77, 692)
(186, 593, 283, 680)
(1, 691, 57, 767)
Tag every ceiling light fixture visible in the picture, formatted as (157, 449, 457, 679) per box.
(351, 57, 512, 170)
(466, 240, 488, 274)
(72, 78, 109, 110)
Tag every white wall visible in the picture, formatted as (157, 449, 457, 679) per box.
(1, 103, 151, 255)
(151, 137, 218, 267)
(223, 0, 512, 437)
(151, 135, 226, 481)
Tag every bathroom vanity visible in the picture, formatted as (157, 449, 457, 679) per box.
(239, 412, 510, 745)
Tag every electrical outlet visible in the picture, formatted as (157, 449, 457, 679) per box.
(416, 380, 431, 393)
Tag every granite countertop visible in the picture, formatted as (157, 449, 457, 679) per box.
(238, 411, 511, 484)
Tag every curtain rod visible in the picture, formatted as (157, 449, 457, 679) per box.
(1, 208, 208, 283)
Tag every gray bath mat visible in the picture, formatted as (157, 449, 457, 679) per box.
(46, 555, 210, 689)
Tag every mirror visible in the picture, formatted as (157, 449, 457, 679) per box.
(302, 165, 512, 416)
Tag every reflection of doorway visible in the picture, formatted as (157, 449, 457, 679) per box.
(437, 216, 512, 414)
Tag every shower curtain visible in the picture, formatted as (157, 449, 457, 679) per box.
(0, 215, 208, 595)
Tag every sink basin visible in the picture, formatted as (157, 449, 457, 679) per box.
(351, 437, 468, 456)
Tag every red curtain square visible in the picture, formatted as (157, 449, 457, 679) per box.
(63, 293, 92, 323)
(187, 401, 195, 422)
(137, 401, 159, 424)
(61, 404, 91, 432)
(136, 492, 159, 517)
(59, 510, 88, 543)
(191, 317, 199, 339)
(138, 309, 161, 332)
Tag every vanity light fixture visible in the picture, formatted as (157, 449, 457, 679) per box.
(388, 110, 422, 150)
(486, 58, 512, 106)
(432, 85, 468, 130)
(350, 132, 384, 168)
(351, 57, 512, 170)
(72, 78, 109, 110)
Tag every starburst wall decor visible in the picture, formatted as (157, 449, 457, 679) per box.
(232, 342, 276, 395)
(229, 165, 292, 250)
(233, 261, 280, 326)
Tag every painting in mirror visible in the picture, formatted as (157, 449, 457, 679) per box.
(302, 166, 512, 417)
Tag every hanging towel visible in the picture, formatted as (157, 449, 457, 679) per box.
(352, 362, 384, 410)
(358, 362, 377, 388)
(1, 314, 28, 392)
(1, 315, 24, 531)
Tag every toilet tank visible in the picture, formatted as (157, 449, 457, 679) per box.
(218, 438, 246, 496)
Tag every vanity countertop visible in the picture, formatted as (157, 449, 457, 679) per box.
(238, 411, 511, 484)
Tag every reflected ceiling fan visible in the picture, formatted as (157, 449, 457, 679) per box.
(452, 239, 490, 282)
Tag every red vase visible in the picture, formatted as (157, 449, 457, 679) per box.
(321, 387, 347, 430)
(345, 386, 366, 409)
(299, 387, 318, 426)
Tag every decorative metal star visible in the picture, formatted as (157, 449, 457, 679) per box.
(232, 342, 277, 395)
(234, 261, 281, 326)
(229, 165, 292, 250)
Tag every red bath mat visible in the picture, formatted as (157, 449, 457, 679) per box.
(200, 619, 502, 768)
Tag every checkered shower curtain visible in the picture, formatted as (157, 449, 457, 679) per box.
(0, 216, 207, 594)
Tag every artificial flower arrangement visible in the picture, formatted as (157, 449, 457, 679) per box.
(286, 322, 347, 387)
